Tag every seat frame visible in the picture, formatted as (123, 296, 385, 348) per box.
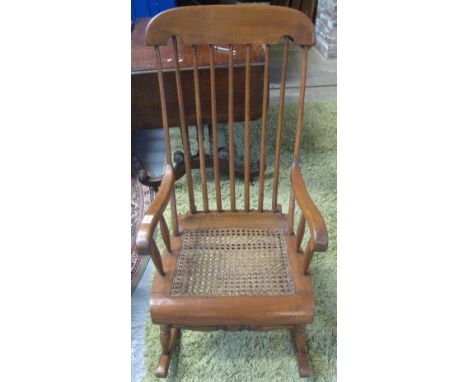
(135, 5, 328, 378)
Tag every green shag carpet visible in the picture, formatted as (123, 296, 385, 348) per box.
(144, 102, 337, 381)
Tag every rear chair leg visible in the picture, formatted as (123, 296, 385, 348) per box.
(290, 325, 311, 377)
(155, 325, 180, 378)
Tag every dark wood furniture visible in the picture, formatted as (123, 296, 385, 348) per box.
(274, 0, 317, 20)
(136, 5, 328, 378)
(132, 18, 265, 187)
(132, 18, 265, 130)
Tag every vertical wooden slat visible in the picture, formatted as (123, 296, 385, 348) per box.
(192, 45, 209, 212)
(209, 45, 222, 211)
(293, 46, 309, 162)
(303, 236, 315, 274)
(244, 44, 251, 212)
(184, 126, 191, 155)
(159, 215, 171, 253)
(168, 187, 178, 236)
(272, 37, 289, 212)
(228, 44, 236, 211)
(295, 213, 306, 252)
(288, 45, 309, 233)
(258, 44, 270, 212)
(154, 46, 179, 236)
(172, 36, 196, 214)
(149, 239, 165, 276)
(287, 191, 296, 234)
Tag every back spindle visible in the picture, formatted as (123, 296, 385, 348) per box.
(288, 45, 309, 233)
(154, 45, 179, 236)
(172, 36, 196, 214)
(192, 45, 209, 212)
(210, 45, 222, 211)
(244, 44, 251, 212)
(272, 37, 289, 212)
(228, 44, 236, 211)
(258, 44, 270, 212)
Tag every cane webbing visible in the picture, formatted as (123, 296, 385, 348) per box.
(170, 228, 295, 296)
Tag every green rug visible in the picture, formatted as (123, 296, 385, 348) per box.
(144, 102, 337, 381)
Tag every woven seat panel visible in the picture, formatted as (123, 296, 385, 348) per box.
(170, 228, 295, 296)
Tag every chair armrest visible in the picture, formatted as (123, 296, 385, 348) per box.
(290, 162, 328, 252)
(135, 164, 174, 256)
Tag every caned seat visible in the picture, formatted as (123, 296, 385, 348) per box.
(135, 4, 328, 378)
(149, 212, 314, 327)
(172, 228, 294, 297)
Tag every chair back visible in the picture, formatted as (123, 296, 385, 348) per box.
(145, 5, 314, 234)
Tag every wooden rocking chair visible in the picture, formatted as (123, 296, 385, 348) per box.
(136, 4, 328, 378)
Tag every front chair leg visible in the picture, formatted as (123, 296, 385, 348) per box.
(290, 325, 311, 377)
(155, 325, 180, 378)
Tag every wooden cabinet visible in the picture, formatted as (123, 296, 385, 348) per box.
(131, 18, 265, 131)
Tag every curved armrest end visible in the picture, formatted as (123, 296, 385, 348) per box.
(313, 230, 328, 253)
(291, 163, 328, 253)
(135, 164, 174, 256)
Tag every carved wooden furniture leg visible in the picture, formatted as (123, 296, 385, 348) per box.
(137, 171, 163, 192)
(290, 325, 311, 377)
(155, 325, 180, 378)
